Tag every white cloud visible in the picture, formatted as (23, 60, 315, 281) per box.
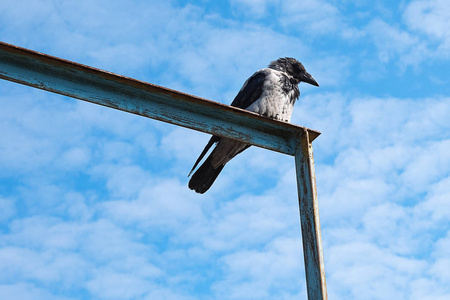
(101, 178, 205, 230)
(365, 18, 429, 68)
(0, 282, 74, 300)
(231, 0, 352, 37)
(280, 0, 341, 33)
(327, 242, 427, 299)
(213, 237, 305, 299)
(0, 197, 16, 223)
(404, 0, 450, 54)
(229, 0, 278, 18)
(86, 272, 153, 299)
(415, 176, 450, 227)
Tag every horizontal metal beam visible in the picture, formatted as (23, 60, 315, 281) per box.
(0, 41, 319, 155)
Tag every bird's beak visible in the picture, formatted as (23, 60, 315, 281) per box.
(301, 72, 319, 87)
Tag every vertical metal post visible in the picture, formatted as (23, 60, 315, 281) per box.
(295, 129, 327, 300)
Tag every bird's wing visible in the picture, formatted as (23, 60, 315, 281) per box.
(188, 135, 220, 176)
(189, 70, 267, 177)
(230, 70, 267, 109)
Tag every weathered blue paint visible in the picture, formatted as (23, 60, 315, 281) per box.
(295, 129, 327, 300)
(0, 42, 319, 156)
(0, 41, 327, 300)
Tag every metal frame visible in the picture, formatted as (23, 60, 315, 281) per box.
(0, 41, 327, 299)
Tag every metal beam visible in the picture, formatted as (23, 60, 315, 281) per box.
(296, 129, 327, 299)
(0, 41, 319, 156)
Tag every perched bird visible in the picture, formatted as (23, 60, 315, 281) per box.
(188, 57, 319, 194)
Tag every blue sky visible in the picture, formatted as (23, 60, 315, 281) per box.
(1, 0, 450, 299)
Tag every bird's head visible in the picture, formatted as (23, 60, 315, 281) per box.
(269, 57, 319, 87)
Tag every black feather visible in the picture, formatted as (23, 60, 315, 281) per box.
(187, 71, 266, 193)
(188, 154, 224, 194)
(188, 135, 220, 177)
(230, 71, 266, 109)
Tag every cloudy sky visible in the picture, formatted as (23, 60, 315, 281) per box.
(1, 0, 450, 299)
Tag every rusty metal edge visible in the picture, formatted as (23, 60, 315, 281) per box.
(295, 129, 327, 300)
(0, 41, 320, 143)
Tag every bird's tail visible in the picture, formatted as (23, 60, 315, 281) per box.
(188, 154, 224, 194)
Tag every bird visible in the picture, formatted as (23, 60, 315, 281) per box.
(188, 57, 319, 194)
